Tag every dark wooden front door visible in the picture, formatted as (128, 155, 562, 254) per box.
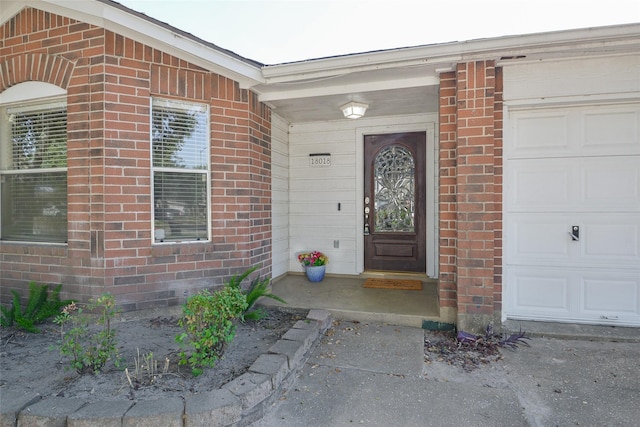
(364, 132, 426, 272)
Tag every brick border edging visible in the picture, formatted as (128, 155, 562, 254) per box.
(0, 309, 332, 427)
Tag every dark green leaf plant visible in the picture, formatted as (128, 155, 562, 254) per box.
(0, 282, 71, 333)
(227, 266, 287, 321)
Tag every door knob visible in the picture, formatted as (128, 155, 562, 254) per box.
(364, 196, 371, 235)
(568, 226, 579, 241)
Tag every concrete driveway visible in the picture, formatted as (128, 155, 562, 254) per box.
(252, 320, 640, 426)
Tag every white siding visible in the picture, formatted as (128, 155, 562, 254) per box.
(288, 114, 437, 276)
(271, 113, 290, 278)
(504, 55, 640, 105)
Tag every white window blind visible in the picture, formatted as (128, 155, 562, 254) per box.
(151, 98, 209, 242)
(1, 103, 68, 243)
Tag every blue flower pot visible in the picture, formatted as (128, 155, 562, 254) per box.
(304, 265, 326, 282)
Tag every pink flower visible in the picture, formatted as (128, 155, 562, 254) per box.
(297, 251, 328, 266)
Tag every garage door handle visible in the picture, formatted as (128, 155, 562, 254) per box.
(569, 226, 579, 241)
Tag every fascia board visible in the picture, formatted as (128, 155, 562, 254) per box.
(4, 0, 264, 88)
(262, 50, 462, 84)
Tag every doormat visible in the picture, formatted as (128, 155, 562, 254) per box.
(363, 278, 423, 291)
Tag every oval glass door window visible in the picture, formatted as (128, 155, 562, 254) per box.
(373, 145, 415, 232)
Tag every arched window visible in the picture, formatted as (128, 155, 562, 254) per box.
(0, 82, 67, 243)
(373, 145, 415, 232)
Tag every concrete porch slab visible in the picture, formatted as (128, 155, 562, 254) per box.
(265, 274, 440, 328)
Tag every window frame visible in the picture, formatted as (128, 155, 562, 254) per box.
(150, 97, 211, 244)
(0, 93, 68, 244)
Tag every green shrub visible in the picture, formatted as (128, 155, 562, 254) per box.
(176, 286, 247, 376)
(0, 283, 71, 333)
(53, 293, 121, 375)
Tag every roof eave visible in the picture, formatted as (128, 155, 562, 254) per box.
(261, 23, 640, 84)
(1, 0, 265, 88)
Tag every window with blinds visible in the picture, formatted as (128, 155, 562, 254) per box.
(0, 102, 68, 243)
(151, 98, 210, 243)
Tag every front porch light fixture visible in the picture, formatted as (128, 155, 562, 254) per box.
(340, 101, 368, 119)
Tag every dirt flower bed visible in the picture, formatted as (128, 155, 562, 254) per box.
(424, 331, 504, 372)
(424, 328, 531, 372)
(0, 306, 306, 403)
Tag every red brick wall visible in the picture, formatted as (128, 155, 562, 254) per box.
(0, 7, 272, 311)
(438, 61, 503, 330)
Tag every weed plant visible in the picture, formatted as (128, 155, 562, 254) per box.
(53, 293, 121, 374)
(125, 349, 170, 388)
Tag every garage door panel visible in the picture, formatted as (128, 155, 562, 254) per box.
(582, 275, 639, 317)
(582, 157, 640, 209)
(508, 156, 640, 212)
(509, 269, 572, 312)
(507, 215, 570, 264)
(507, 160, 571, 210)
(508, 107, 640, 159)
(508, 213, 640, 267)
(583, 110, 640, 152)
(512, 114, 570, 157)
(585, 219, 639, 262)
(506, 267, 640, 325)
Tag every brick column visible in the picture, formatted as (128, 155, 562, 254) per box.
(438, 71, 458, 324)
(439, 61, 502, 333)
(246, 91, 272, 277)
(493, 67, 504, 316)
(455, 60, 499, 332)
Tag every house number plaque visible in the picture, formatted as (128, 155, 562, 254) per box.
(309, 153, 331, 167)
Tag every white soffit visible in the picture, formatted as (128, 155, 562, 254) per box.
(258, 67, 441, 102)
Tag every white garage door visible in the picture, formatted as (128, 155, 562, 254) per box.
(504, 104, 640, 327)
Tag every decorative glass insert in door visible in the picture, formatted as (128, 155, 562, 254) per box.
(374, 145, 415, 232)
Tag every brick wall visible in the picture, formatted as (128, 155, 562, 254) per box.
(0, 7, 272, 311)
(438, 61, 503, 331)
